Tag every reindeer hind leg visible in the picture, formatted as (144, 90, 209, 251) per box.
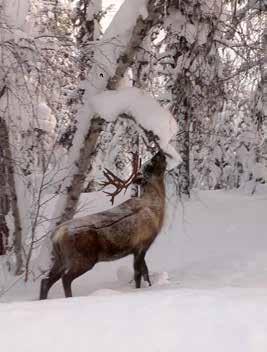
(133, 252, 144, 289)
(61, 259, 96, 298)
(142, 258, 152, 286)
(39, 263, 62, 300)
(62, 273, 73, 298)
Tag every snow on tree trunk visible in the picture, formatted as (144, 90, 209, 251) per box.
(126, 0, 225, 196)
(161, 1, 224, 196)
(0, 0, 61, 276)
(0, 0, 31, 273)
(59, 116, 105, 223)
(52, 0, 168, 228)
(172, 98, 191, 197)
(0, 118, 23, 274)
(73, 0, 102, 80)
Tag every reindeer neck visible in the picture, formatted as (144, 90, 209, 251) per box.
(140, 176, 165, 210)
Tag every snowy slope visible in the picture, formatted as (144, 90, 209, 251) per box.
(1, 288, 267, 352)
(0, 189, 267, 351)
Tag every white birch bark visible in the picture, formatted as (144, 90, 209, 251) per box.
(0, 0, 30, 274)
(36, 0, 169, 272)
(49, 0, 164, 227)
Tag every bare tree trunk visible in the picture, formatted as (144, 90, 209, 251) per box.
(178, 104, 190, 197)
(171, 97, 191, 198)
(0, 117, 23, 274)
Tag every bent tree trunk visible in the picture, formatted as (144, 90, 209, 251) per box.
(56, 0, 166, 225)
(58, 116, 105, 224)
(0, 117, 23, 274)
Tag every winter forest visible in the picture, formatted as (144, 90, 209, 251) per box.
(0, 0, 266, 351)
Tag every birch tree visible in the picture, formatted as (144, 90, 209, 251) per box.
(128, 0, 225, 196)
(193, 0, 265, 191)
(50, 0, 170, 228)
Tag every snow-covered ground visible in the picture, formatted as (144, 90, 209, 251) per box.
(0, 188, 267, 351)
(101, 0, 124, 30)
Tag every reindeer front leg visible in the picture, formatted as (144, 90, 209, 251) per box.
(133, 252, 143, 288)
(133, 251, 151, 288)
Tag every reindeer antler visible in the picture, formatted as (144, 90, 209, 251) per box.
(101, 152, 142, 205)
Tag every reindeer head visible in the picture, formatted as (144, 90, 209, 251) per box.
(135, 150, 166, 186)
(102, 150, 166, 203)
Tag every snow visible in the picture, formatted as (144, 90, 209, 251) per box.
(3, 0, 29, 28)
(88, 0, 148, 81)
(164, 9, 209, 46)
(90, 87, 181, 169)
(101, 0, 129, 31)
(253, 163, 267, 181)
(103, 0, 148, 38)
(1, 288, 267, 352)
(201, 0, 223, 17)
(47, 0, 154, 234)
(164, 143, 182, 170)
(36, 102, 56, 132)
(1, 189, 267, 351)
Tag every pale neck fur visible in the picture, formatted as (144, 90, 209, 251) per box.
(140, 175, 165, 213)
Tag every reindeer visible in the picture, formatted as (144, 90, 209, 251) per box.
(39, 150, 166, 299)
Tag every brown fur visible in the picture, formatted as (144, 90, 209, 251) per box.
(39, 151, 166, 299)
